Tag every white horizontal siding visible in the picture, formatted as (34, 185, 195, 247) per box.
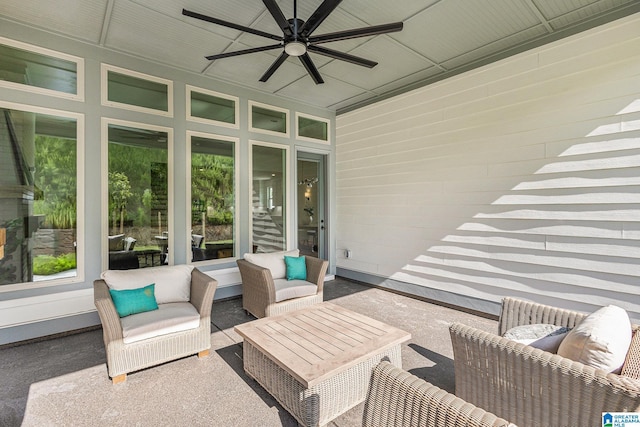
(336, 12, 640, 321)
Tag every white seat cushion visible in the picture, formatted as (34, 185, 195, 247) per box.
(120, 302, 200, 344)
(101, 264, 194, 304)
(243, 249, 299, 279)
(273, 278, 317, 302)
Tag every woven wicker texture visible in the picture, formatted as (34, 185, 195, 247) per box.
(362, 361, 514, 427)
(623, 330, 640, 379)
(237, 256, 328, 318)
(94, 268, 218, 379)
(244, 341, 401, 427)
(451, 297, 640, 427)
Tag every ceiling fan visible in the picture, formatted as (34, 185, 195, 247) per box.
(182, 0, 403, 84)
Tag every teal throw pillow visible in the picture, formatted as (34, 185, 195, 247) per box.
(109, 283, 159, 317)
(284, 256, 307, 280)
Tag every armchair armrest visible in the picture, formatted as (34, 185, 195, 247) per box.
(190, 268, 218, 317)
(450, 322, 640, 427)
(93, 279, 123, 342)
(363, 361, 514, 427)
(305, 256, 328, 292)
(237, 259, 277, 318)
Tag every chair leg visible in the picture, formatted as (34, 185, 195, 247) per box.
(198, 349, 210, 358)
(112, 374, 126, 384)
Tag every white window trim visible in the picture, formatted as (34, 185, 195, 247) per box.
(101, 118, 174, 270)
(186, 130, 240, 265)
(0, 100, 85, 293)
(249, 140, 292, 252)
(0, 36, 85, 102)
(295, 112, 331, 145)
(249, 100, 290, 138)
(186, 85, 239, 129)
(101, 63, 173, 117)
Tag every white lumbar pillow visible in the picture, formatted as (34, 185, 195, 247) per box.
(243, 249, 300, 279)
(101, 264, 194, 304)
(557, 305, 632, 373)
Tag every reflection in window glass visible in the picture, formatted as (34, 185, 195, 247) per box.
(251, 104, 287, 134)
(0, 42, 78, 95)
(107, 69, 169, 112)
(191, 136, 235, 262)
(298, 115, 329, 142)
(252, 144, 286, 253)
(190, 90, 236, 125)
(107, 124, 168, 270)
(0, 108, 78, 285)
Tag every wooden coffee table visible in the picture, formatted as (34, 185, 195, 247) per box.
(234, 302, 411, 427)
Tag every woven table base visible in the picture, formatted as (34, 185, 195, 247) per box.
(243, 341, 402, 427)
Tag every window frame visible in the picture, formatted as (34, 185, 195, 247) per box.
(295, 112, 331, 145)
(101, 118, 174, 271)
(101, 63, 173, 117)
(186, 85, 239, 129)
(249, 140, 292, 253)
(186, 130, 240, 265)
(0, 36, 84, 102)
(0, 100, 85, 292)
(248, 101, 290, 138)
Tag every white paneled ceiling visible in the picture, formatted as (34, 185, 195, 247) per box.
(1, 0, 638, 114)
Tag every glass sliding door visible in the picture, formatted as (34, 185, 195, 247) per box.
(297, 151, 327, 259)
(105, 121, 170, 269)
(251, 142, 288, 253)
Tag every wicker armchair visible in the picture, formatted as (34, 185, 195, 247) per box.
(449, 297, 640, 427)
(94, 267, 217, 384)
(362, 361, 514, 427)
(237, 253, 328, 318)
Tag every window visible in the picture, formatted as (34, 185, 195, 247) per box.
(0, 36, 83, 100)
(102, 64, 172, 116)
(0, 103, 83, 289)
(188, 132, 237, 263)
(187, 85, 239, 128)
(296, 112, 330, 144)
(103, 119, 172, 270)
(249, 101, 289, 137)
(250, 141, 289, 253)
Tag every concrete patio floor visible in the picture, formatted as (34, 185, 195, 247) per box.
(0, 277, 498, 426)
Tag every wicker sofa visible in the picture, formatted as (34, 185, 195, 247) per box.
(449, 297, 640, 427)
(94, 265, 217, 384)
(237, 249, 328, 318)
(362, 361, 514, 427)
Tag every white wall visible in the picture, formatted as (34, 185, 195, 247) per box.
(336, 12, 640, 321)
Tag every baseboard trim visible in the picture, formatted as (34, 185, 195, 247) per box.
(336, 268, 500, 320)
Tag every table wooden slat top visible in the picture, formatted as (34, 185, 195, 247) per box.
(234, 302, 411, 388)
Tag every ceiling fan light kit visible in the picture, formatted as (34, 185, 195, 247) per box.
(183, 0, 403, 84)
(284, 41, 307, 57)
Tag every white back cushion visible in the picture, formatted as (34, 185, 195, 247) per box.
(101, 264, 194, 304)
(557, 305, 632, 373)
(243, 249, 300, 279)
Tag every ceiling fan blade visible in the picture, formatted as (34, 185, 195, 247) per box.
(308, 22, 403, 44)
(183, 9, 282, 41)
(259, 52, 289, 82)
(298, 53, 324, 84)
(262, 0, 293, 36)
(299, 0, 342, 37)
(307, 45, 377, 68)
(205, 44, 282, 61)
